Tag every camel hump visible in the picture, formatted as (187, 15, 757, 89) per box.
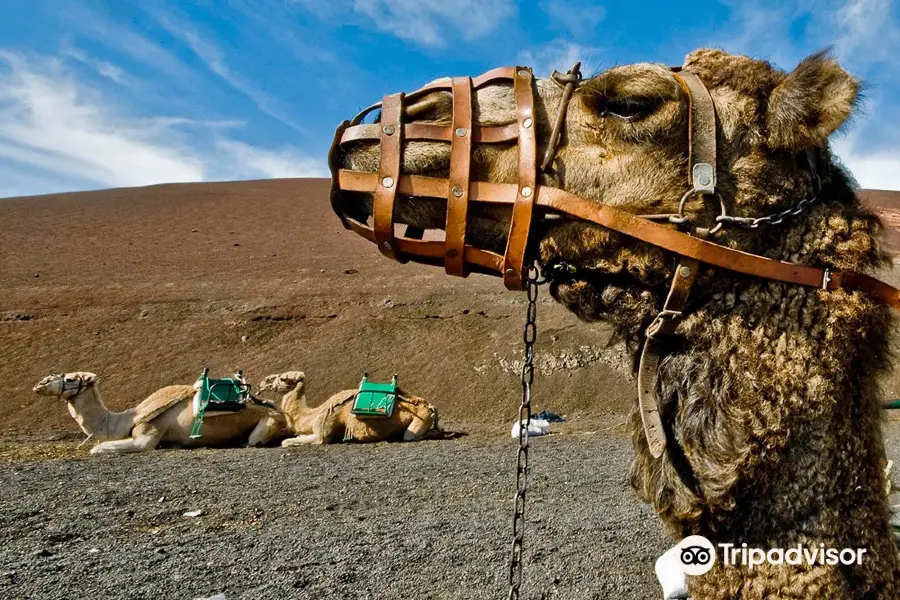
(132, 385, 195, 426)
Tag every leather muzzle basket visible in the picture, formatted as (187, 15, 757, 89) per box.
(329, 66, 543, 290)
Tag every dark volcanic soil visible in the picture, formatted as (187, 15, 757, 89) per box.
(1, 424, 899, 600)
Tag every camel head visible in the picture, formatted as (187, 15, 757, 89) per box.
(332, 49, 873, 339)
(33, 372, 97, 399)
(257, 371, 306, 395)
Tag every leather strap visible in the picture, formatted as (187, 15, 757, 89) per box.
(445, 77, 473, 277)
(675, 71, 717, 193)
(341, 123, 519, 145)
(344, 215, 504, 273)
(338, 170, 900, 310)
(638, 257, 700, 458)
(503, 67, 537, 290)
(373, 93, 404, 261)
(328, 119, 351, 229)
(542, 62, 582, 172)
(347, 66, 521, 126)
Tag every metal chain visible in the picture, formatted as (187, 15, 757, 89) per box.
(507, 264, 542, 600)
(714, 169, 823, 229)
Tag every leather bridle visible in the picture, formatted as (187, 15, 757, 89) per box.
(56, 375, 86, 401)
(328, 62, 900, 459)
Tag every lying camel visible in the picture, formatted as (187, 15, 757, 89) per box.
(33, 372, 287, 454)
(258, 371, 438, 445)
(330, 49, 900, 597)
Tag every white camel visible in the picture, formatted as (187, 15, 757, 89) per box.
(259, 371, 439, 445)
(33, 372, 287, 454)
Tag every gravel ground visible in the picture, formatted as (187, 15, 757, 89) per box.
(2, 423, 900, 600)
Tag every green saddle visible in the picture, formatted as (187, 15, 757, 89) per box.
(351, 374, 398, 418)
(190, 368, 251, 439)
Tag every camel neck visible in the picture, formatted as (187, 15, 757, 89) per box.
(66, 386, 132, 441)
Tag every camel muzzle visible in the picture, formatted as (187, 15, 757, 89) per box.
(327, 61, 900, 307)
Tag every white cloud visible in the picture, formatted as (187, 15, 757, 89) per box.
(0, 52, 323, 198)
(539, 0, 606, 39)
(833, 0, 899, 66)
(518, 40, 602, 78)
(214, 139, 327, 180)
(304, 0, 517, 47)
(833, 137, 900, 191)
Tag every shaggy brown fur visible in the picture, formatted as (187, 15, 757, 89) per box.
(334, 49, 899, 598)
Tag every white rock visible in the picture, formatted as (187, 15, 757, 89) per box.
(655, 545, 690, 600)
(510, 419, 550, 438)
(182, 510, 203, 518)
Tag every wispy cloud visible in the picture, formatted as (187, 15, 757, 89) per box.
(539, 0, 605, 39)
(72, 9, 198, 83)
(297, 0, 517, 47)
(832, 0, 900, 70)
(60, 43, 129, 86)
(0, 52, 324, 198)
(154, 16, 307, 133)
(518, 40, 602, 78)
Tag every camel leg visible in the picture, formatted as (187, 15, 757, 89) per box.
(90, 432, 163, 455)
(281, 433, 322, 447)
(247, 416, 284, 447)
(402, 415, 432, 442)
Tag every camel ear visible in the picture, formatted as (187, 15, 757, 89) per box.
(766, 50, 859, 151)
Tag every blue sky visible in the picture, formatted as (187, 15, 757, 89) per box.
(1, 0, 898, 198)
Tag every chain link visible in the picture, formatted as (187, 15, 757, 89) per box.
(715, 169, 823, 229)
(507, 264, 542, 600)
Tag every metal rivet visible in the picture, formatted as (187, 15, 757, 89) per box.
(517, 69, 530, 78)
(451, 186, 464, 198)
(383, 124, 395, 135)
(382, 176, 394, 188)
(446, 249, 459, 259)
(455, 127, 468, 137)
(697, 173, 711, 187)
(520, 186, 533, 198)
(522, 118, 533, 129)
(505, 268, 516, 277)
(679, 266, 692, 278)
(382, 241, 393, 251)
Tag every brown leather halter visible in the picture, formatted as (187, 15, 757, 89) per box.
(328, 62, 900, 459)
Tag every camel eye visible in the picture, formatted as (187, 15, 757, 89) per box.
(603, 97, 659, 121)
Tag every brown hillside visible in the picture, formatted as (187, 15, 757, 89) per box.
(0, 179, 632, 441)
(2, 179, 899, 442)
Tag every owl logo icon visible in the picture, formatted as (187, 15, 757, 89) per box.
(677, 536, 716, 576)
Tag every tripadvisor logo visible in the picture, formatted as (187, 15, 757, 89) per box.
(673, 536, 868, 575)
(676, 535, 717, 576)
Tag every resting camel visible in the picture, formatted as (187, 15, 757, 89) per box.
(331, 49, 900, 598)
(33, 372, 287, 453)
(258, 371, 439, 445)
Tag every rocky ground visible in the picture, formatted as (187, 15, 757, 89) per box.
(2, 421, 900, 600)
(0, 432, 666, 600)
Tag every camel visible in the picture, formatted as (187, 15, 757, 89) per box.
(33, 372, 287, 453)
(331, 49, 900, 598)
(258, 371, 439, 445)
